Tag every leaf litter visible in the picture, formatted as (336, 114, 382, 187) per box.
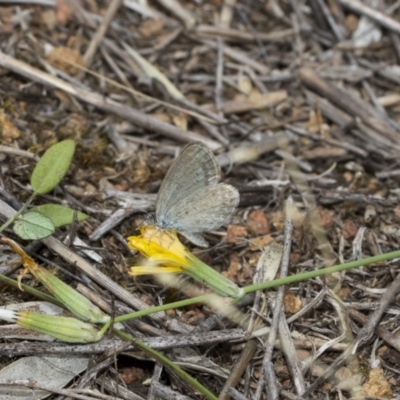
(0, 1, 400, 399)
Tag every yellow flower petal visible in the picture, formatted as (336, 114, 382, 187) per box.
(128, 225, 243, 298)
(130, 265, 183, 276)
(128, 226, 189, 265)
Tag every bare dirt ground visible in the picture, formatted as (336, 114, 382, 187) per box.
(1, 1, 400, 399)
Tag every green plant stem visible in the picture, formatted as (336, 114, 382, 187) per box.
(112, 328, 218, 400)
(0, 272, 62, 306)
(116, 249, 400, 323)
(133, 340, 218, 400)
(243, 249, 400, 294)
(106, 249, 400, 400)
(0, 192, 37, 233)
(114, 293, 217, 324)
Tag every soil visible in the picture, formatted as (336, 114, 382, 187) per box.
(1, 1, 400, 399)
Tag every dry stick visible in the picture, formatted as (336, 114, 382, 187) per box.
(0, 51, 220, 150)
(255, 197, 295, 400)
(279, 135, 337, 270)
(219, 339, 259, 400)
(349, 309, 400, 353)
(304, 91, 400, 154)
(286, 125, 367, 158)
(220, 0, 236, 28)
(196, 25, 295, 43)
(0, 329, 245, 357)
(299, 68, 400, 144)
(338, 0, 400, 35)
(321, 0, 400, 136)
(151, 383, 193, 400)
(278, 318, 305, 394)
(89, 208, 136, 241)
(390, 32, 400, 64)
(197, 119, 230, 146)
(217, 132, 290, 168)
(336, 8, 400, 136)
(102, 37, 228, 125)
(99, 45, 139, 102)
(304, 262, 400, 396)
(298, 67, 400, 144)
(76, 343, 132, 389)
(156, 0, 196, 28)
(326, 291, 362, 398)
(148, 362, 164, 400)
(316, 0, 344, 40)
(215, 37, 224, 116)
(101, 378, 145, 400)
(152, 26, 184, 52)
(173, 97, 228, 125)
(219, 243, 282, 399)
(204, 90, 287, 115)
(353, 267, 400, 347)
(189, 36, 269, 75)
(0, 145, 37, 160)
(358, 57, 400, 87)
(82, 0, 123, 69)
(307, 0, 330, 32)
(227, 387, 250, 400)
(68, 0, 93, 26)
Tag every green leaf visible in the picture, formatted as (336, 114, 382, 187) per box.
(32, 204, 89, 228)
(31, 140, 76, 194)
(13, 211, 55, 240)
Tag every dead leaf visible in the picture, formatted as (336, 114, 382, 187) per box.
(284, 291, 302, 314)
(318, 209, 334, 228)
(363, 367, 392, 398)
(203, 90, 287, 114)
(270, 210, 285, 231)
(120, 367, 147, 385)
(306, 106, 330, 138)
(246, 209, 270, 235)
(123, 42, 185, 100)
(296, 349, 310, 362)
(227, 254, 241, 280)
(0, 111, 20, 142)
(41, 9, 57, 30)
(139, 19, 164, 37)
(345, 14, 359, 32)
(227, 225, 248, 244)
(172, 111, 188, 131)
(302, 146, 346, 160)
(47, 47, 83, 75)
(343, 220, 358, 241)
(249, 235, 274, 250)
(56, 0, 75, 25)
(338, 285, 352, 299)
(237, 75, 252, 95)
(336, 367, 364, 391)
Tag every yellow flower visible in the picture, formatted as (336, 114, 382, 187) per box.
(128, 226, 243, 299)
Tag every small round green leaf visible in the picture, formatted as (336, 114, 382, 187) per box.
(32, 204, 89, 228)
(13, 211, 55, 240)
(31, 140, 76, 194)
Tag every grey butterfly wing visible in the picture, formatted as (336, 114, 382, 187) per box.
(179, 231, 211, 248)
(163, 183, 239, 232)
(155, 143, 220, 227)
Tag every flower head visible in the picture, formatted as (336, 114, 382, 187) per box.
(128, 226, 243, 298)
(128, 226, 190, 275)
